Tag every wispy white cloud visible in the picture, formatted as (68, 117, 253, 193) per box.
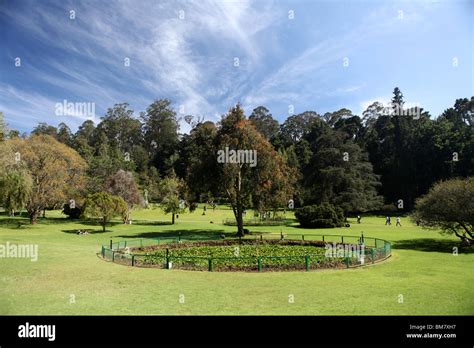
(0, 0, 467, 132)
(0, 0, 282, 128)
(0, 85, 99, 129)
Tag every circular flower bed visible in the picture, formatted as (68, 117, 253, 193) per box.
(128, 239, 361, 272)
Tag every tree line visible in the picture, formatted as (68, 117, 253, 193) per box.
(0, 88, 472, 235)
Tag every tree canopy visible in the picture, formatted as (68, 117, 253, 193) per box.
(0, 89, 472, 232)
(412, 177, 474, 244)
(82, 192, 128, 232)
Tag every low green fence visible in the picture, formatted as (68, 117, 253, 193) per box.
(100, 233, 391, 272)
(222, 217, 294, 226)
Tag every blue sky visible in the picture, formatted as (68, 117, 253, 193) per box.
(0, 0, 472, 133)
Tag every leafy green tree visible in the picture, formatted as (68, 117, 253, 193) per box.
(279, 111, 320, 145)
(56, 123, 73, 147)
(8, 129, 20, 138)
(360, 88, 434, 210)
(141, 99, 179, 175)
(139, 166, 161, 204)
(0, 111, 7, 142)
(177, 121, 218, 202)
(105, 169, 143, 222)
(0, 167, 32, 215)
(412, 177, 474, 244)
(391, 87, 404, 110)
(86, 141, 134, 193)
(302, 129, 383, 213)
(73, 120, 96, 158)
(32, 122, 57, 137)
(215, 104, 295, 236)
(94, 103, 142, 152)
(333, 114, 362, 140)
(323, 108, 353, 127)
(249, 106, 279, 140)
(158, 175, 184, 224)
(295, 203, 345, 228)
(82, 192, 128, 232)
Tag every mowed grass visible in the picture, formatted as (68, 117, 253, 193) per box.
(0, 206, 472, 315)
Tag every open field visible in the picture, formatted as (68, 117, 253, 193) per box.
(0, 207, 472, 315)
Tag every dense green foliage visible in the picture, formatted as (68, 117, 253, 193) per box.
(412, 177, 474, 244)
(0, 167, 32, 216)
(82, 192, 128, 231)
(295, 203, 345, 228)
(62, 203, 82, 219)
(1, 89, 472, 230)
(139, 243, 341, 271)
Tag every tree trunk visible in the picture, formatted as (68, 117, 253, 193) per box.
(172, 211, 175, 224)
(123, 210, 130, 224)
(235, 169, 244, 237)
(236, 205, 244, 237)
(102, 217, 106, 232)
(29, 211, 38, 224)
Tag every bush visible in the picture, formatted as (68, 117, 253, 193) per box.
(62, 203, 82, 219)
(295, 203, 345, 228)
(189, 202, 198, 213)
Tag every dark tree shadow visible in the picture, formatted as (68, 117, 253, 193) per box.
(61, 228, 111, 234)
(129, 220, 172, 226)
(75, 220, 123, 227)
(0, 218, 31, 229)
(116, 229, 230, 241)
(393, 238, 474, 254)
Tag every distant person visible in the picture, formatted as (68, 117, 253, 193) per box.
(357, 215, 361, 224)
(396, 217, 401, 227)
(385, 216, 391, 226)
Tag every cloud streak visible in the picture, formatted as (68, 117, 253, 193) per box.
(0, 0, 470, 131)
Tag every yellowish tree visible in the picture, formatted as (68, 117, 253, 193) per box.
(8, 135, 87, 223)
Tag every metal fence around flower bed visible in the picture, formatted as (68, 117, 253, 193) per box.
(100, 234, 391, 272)
(222, 218, 294, 226)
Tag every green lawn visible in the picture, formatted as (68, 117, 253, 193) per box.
(0, 206, 472, 315)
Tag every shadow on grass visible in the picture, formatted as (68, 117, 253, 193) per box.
(393, 238, 474, 254)
(45, 218, 125, 226)
(0, 216, 114, 226)
(0, 218, 31, 229)
(61, 228, 112, 234)
(129, 220, 172, 226)
(116, 229, 230, 241)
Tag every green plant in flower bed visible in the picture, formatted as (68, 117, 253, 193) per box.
(141, 249, 166, 266)
(134, 242, 348, 271)
(171, 244, 326, 257)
